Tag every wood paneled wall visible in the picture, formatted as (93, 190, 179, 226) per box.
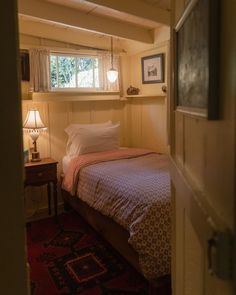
(127, 97, 168, 153)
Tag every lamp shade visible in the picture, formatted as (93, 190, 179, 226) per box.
(23, 110, 47, 130)
(23, 110, 47, 162)
(107, 68, 118, 83)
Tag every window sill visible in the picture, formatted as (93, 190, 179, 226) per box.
(32, 91, 122, 102)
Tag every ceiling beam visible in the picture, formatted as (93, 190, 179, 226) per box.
(84, 0, 170, 26)
(18, 0, 154, 43)
(19, 18, 124, 51)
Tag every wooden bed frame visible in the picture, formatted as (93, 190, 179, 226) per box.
(61, 188, 171, 293)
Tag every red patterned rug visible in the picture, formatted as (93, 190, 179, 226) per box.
(27, 211, 169, 294)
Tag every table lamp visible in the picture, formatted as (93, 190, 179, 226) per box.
(23, 109, 47, 162)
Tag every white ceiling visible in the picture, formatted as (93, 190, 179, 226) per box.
(18, 0, 171, 44)
(46, 0, 170, 29)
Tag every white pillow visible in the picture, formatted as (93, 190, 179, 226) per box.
(65, 121, 114, 156)
(65, 121, 113, 137)
(67, 123, 120, 157)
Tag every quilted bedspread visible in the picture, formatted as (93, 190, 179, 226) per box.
(62, 148, 171, 279)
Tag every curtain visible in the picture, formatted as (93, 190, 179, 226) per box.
(99, 52, 121, 92)
(29, 48, 50, 92)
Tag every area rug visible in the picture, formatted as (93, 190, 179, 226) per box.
(27, 211, 151, 294)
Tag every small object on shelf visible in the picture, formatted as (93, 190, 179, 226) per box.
(127, 85, 140, 95)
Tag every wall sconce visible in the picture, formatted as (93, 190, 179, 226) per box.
(23, 109, 47, 162)
(107, 37, 118, 83)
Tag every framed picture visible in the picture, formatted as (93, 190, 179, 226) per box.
(175, 0, 219, 119)
(141, 53, 164, 84)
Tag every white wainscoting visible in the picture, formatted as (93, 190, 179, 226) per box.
(127, 96, 169, 154)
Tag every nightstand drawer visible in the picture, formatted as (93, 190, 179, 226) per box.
(25, 164, 56, 185)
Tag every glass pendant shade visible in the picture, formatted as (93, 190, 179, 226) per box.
(107, 37, 118, 83)
(107, 68, 118, 83)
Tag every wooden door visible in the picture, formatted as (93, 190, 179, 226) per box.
(170, 0, 236, 294)
(0, 1, 29, 294)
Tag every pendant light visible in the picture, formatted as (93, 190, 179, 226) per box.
(107, 37, 118, 83)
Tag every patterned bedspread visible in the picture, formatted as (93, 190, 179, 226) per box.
(62, 149, 171, 279)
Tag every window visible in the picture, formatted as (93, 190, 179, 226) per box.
(50, 53, 101, 90)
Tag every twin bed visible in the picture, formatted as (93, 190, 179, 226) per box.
(60, 121, 171, 287)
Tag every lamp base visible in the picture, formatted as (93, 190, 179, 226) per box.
(31, 151, 41, 162)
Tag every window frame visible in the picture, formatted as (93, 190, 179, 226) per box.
(49, 52, 103, 92)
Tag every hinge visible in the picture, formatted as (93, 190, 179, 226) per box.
(208, 231, 233, 280)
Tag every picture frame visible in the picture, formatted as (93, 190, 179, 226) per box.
(141, 53, 164, 84)
(174, 0, 219, 119)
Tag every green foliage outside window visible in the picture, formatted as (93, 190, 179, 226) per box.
(50, 54, 99, 89)
(50, 55, 57, 88)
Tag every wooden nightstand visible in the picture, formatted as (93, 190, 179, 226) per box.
(24, 158, 58, 219)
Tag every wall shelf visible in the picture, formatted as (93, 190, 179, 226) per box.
(27, 92, 167, 102)
(125, 94, 166, 99)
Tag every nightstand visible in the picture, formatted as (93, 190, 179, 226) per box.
(24, 158, 58, 219)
